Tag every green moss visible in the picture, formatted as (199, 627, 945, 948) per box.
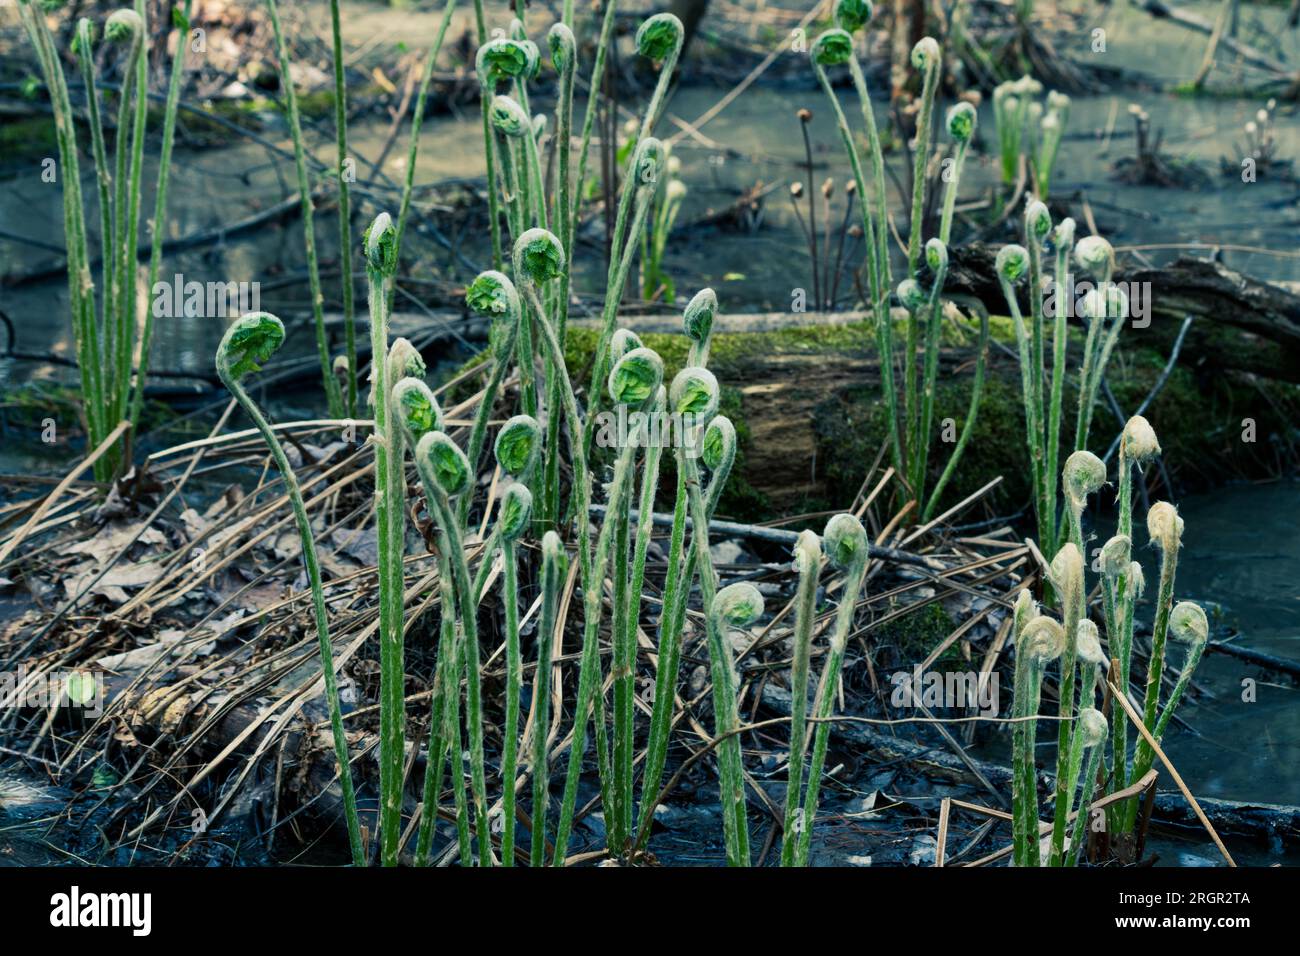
(0, 381, 181, 441)
(0, 116, 57, 163)
(560, 327, 771, 520)
(876, 601, 964, 667)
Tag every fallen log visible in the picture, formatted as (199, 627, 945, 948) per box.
(1136, 0, 1293, 76)
(1208, 640, 1300, 680)
(944, 244, 1300, 384)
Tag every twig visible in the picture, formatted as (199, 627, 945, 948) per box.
(587, 504, 939, 568)
(935, 797, 951, 867)
(0, 420, 131, 568)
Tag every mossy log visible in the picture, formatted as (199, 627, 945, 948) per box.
(417, 299, 1297, 521)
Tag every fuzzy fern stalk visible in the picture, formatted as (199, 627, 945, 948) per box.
(910, 238, 949, 501)
(505, 22, 543, 225)
(1152, 602, 1209, 744)
(794, 514, 870, 866)
(670, 367, 756, 865)
(441, 548, 473, 865)
(633, 14, 684, 142)
(1025, 201, 1053, 541)
(489, 93, 531, 239)
(406, 420, 471, 869)
(490, 416, 541, 861)
(939, 102, 976, 245)
(128, 1, 194, 430)
(460, 271, 524, 523)
(995, 241, 1043, 527)
(1011, 597, 1066, 867)
(1108, 555, 1146, 823)
(547, 23, 577, 319)
(809, 28, 895, 471)
(906, 38, 941, 276)
(391, 378, 477, 864)
(993, 76, 1041, 189)
(633, 298, 724, 850)
(582, 139, 666, 460)
(1118, 416, 1161, 541)
(701, 582, 763, 866)
(492, 93, 547, 235)
(1050, 618, 1107, 867)
(414, 431, 493, 864)
(532, 530, 568, 865)
(72, 17, 113, 420)
(613, 374, 670, 842)
(843, 31, 891, 326)
(496, 481, 534, 865)
(475, 37, 527, 270)
(106, 8, 145, 438)
(1035, 92, 1070, 199)
(18, 1, 105, 476)
(105, 10, 144, 410)
(1064, 707, 1108, 866)
(1125, 502, 1185, 821)
(623, 384, 669, 725)
(216, 313, 364, 865)
(362, 213, 410, 865)
(326, 0, 356, 415)
(621, 380, 675, 837)
(1108, 417, 1160, 808)
(1044, 217, 1077, 547)
(544, 22, 577, 525)
(1073, 236, 1125, 453)
(1062, 450, 1105, 556)
(781, 530, 822, 866)
(1045, 543, 1084, 866)
(112, 1, 149, 436)
(504, 229, 603, 864)
(488, 93, 542, 423)
(265, 0, 343, 416)
(607, 348, 666, 851)
(599, 338, 647, 847)
(670, 366, 743, 858)
(389, 379, 464, 867)
(1009, 590, 1035, 865)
